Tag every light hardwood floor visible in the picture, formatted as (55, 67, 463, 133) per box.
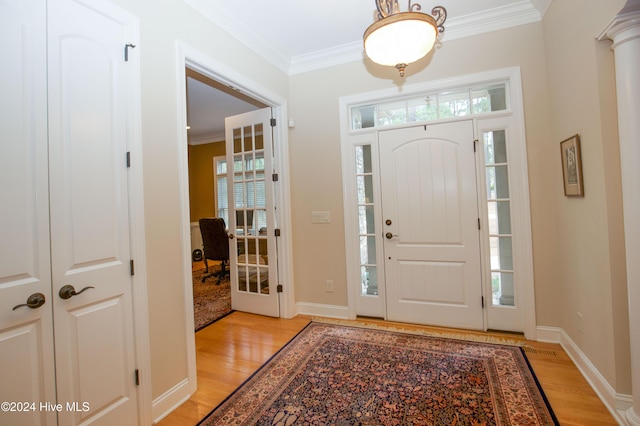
(156, 312, 619, 425)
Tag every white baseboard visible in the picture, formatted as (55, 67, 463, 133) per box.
(296, 302, 349, 319)
(151, 378, 191, 424)
(536, 326, 631, 425)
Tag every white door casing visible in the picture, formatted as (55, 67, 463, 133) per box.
(379, 121, 484, 330)
(341, 69, 535, 337)
(0, 0, 57, 424)
(225, 108, 280, 317)
(47, 0, 139, 424)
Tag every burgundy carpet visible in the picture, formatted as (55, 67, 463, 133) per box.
(199, 322, 558, 425)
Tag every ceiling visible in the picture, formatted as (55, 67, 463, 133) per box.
(185, 0, 551, 143)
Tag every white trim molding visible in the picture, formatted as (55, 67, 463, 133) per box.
(536, 326, 632, 424)
(339, 67, 537, 339)
(296, 302, 350, 320)
(181, 0, 551, 76)
(151, 378, 191, 424)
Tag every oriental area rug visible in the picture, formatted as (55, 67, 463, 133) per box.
(192, 266, 232, 331)
(199, 322, 559, 426)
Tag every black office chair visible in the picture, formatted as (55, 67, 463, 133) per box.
(199, 218, 230, 284)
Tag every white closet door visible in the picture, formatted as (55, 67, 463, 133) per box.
(0, 0, 57, 425)
(48, 0, 139, 424)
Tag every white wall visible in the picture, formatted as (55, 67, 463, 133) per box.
(107, 0, 289, 403)
(287, 4, 631, 396)
(108, 0, 632, 412)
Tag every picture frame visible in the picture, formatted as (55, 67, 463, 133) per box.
(560, 134, 584, 197)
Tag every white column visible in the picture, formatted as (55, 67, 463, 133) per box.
(599, 1, 640, 424)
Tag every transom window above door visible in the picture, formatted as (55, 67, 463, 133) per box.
(350, 83, 508, 130)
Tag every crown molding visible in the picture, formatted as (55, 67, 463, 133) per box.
(188, 132, 225, 146)
(289, 0, 548, 75)
(181, 0, 291, 74)
(184, 0, 550, 76)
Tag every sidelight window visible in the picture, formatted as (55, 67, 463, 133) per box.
(355, 145, 378, 296)
(484, 129, 514, 307)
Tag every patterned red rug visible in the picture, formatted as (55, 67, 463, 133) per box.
(199, 322, 558, 425)
(192, 267, 232, 332)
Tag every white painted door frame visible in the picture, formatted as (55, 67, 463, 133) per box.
(339, 67, 537, 339)
(175, 42, 295, 397)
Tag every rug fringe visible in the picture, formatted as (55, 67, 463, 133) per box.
(310, 317, 525, 347)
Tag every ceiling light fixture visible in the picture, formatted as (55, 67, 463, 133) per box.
(364, 0, 447, 77)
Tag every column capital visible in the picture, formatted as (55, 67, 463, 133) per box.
(598, 0, 640, 46)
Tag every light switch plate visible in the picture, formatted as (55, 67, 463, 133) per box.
(311, 211, 330, 224)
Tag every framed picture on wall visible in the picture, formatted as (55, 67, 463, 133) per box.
(560, 134, 584, 197)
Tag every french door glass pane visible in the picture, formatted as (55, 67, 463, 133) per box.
(232, 124, 269, 295)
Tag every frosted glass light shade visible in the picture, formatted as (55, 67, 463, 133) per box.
(364, 12, 437, 69)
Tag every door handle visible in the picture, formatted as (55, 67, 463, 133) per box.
(59, 285, 95, 300)
(385, 232, 398, 239)
(12, 293, 46, 310)
(228, 233, 235, 239)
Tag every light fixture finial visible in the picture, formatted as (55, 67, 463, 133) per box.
(364, 1, 447, 76)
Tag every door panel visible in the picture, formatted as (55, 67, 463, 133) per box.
(48, 0, 139, 424)
(380, 122, 483, 330)
(226, 109, 279, 317)
(0, 0, 56, 424)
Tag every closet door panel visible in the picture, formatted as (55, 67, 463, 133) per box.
(0, 0, 57, 425)
(48, 0, 139, 424)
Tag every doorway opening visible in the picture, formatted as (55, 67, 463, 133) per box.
(176, 43, 295, 396)
(185, 68, 266, 331)
(339, 67, 537, 339)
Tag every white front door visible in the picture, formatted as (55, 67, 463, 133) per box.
(225, 108, 280, 317)
(380, 121, 484, 330)
(0, 1, 57, 425)
(48, 0, 139, 424)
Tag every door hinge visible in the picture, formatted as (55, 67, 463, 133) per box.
(124, 43, 136, 62)
(126, 151, 131, 168)
(272, 173, 279, 182)
(478, 218, 481, 230)
(134, 369, 140, 386)
(274, 228, 281, 237)
(473, 139, 478, 152)
(277, 284, 283, 293)
(481, 296, 485, 309)
(270, 118, 276, 127)
(130, 259, 135, 276)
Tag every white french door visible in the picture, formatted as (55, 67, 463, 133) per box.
(225, 108, 280, 317)
(379, 121, 484, 330)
